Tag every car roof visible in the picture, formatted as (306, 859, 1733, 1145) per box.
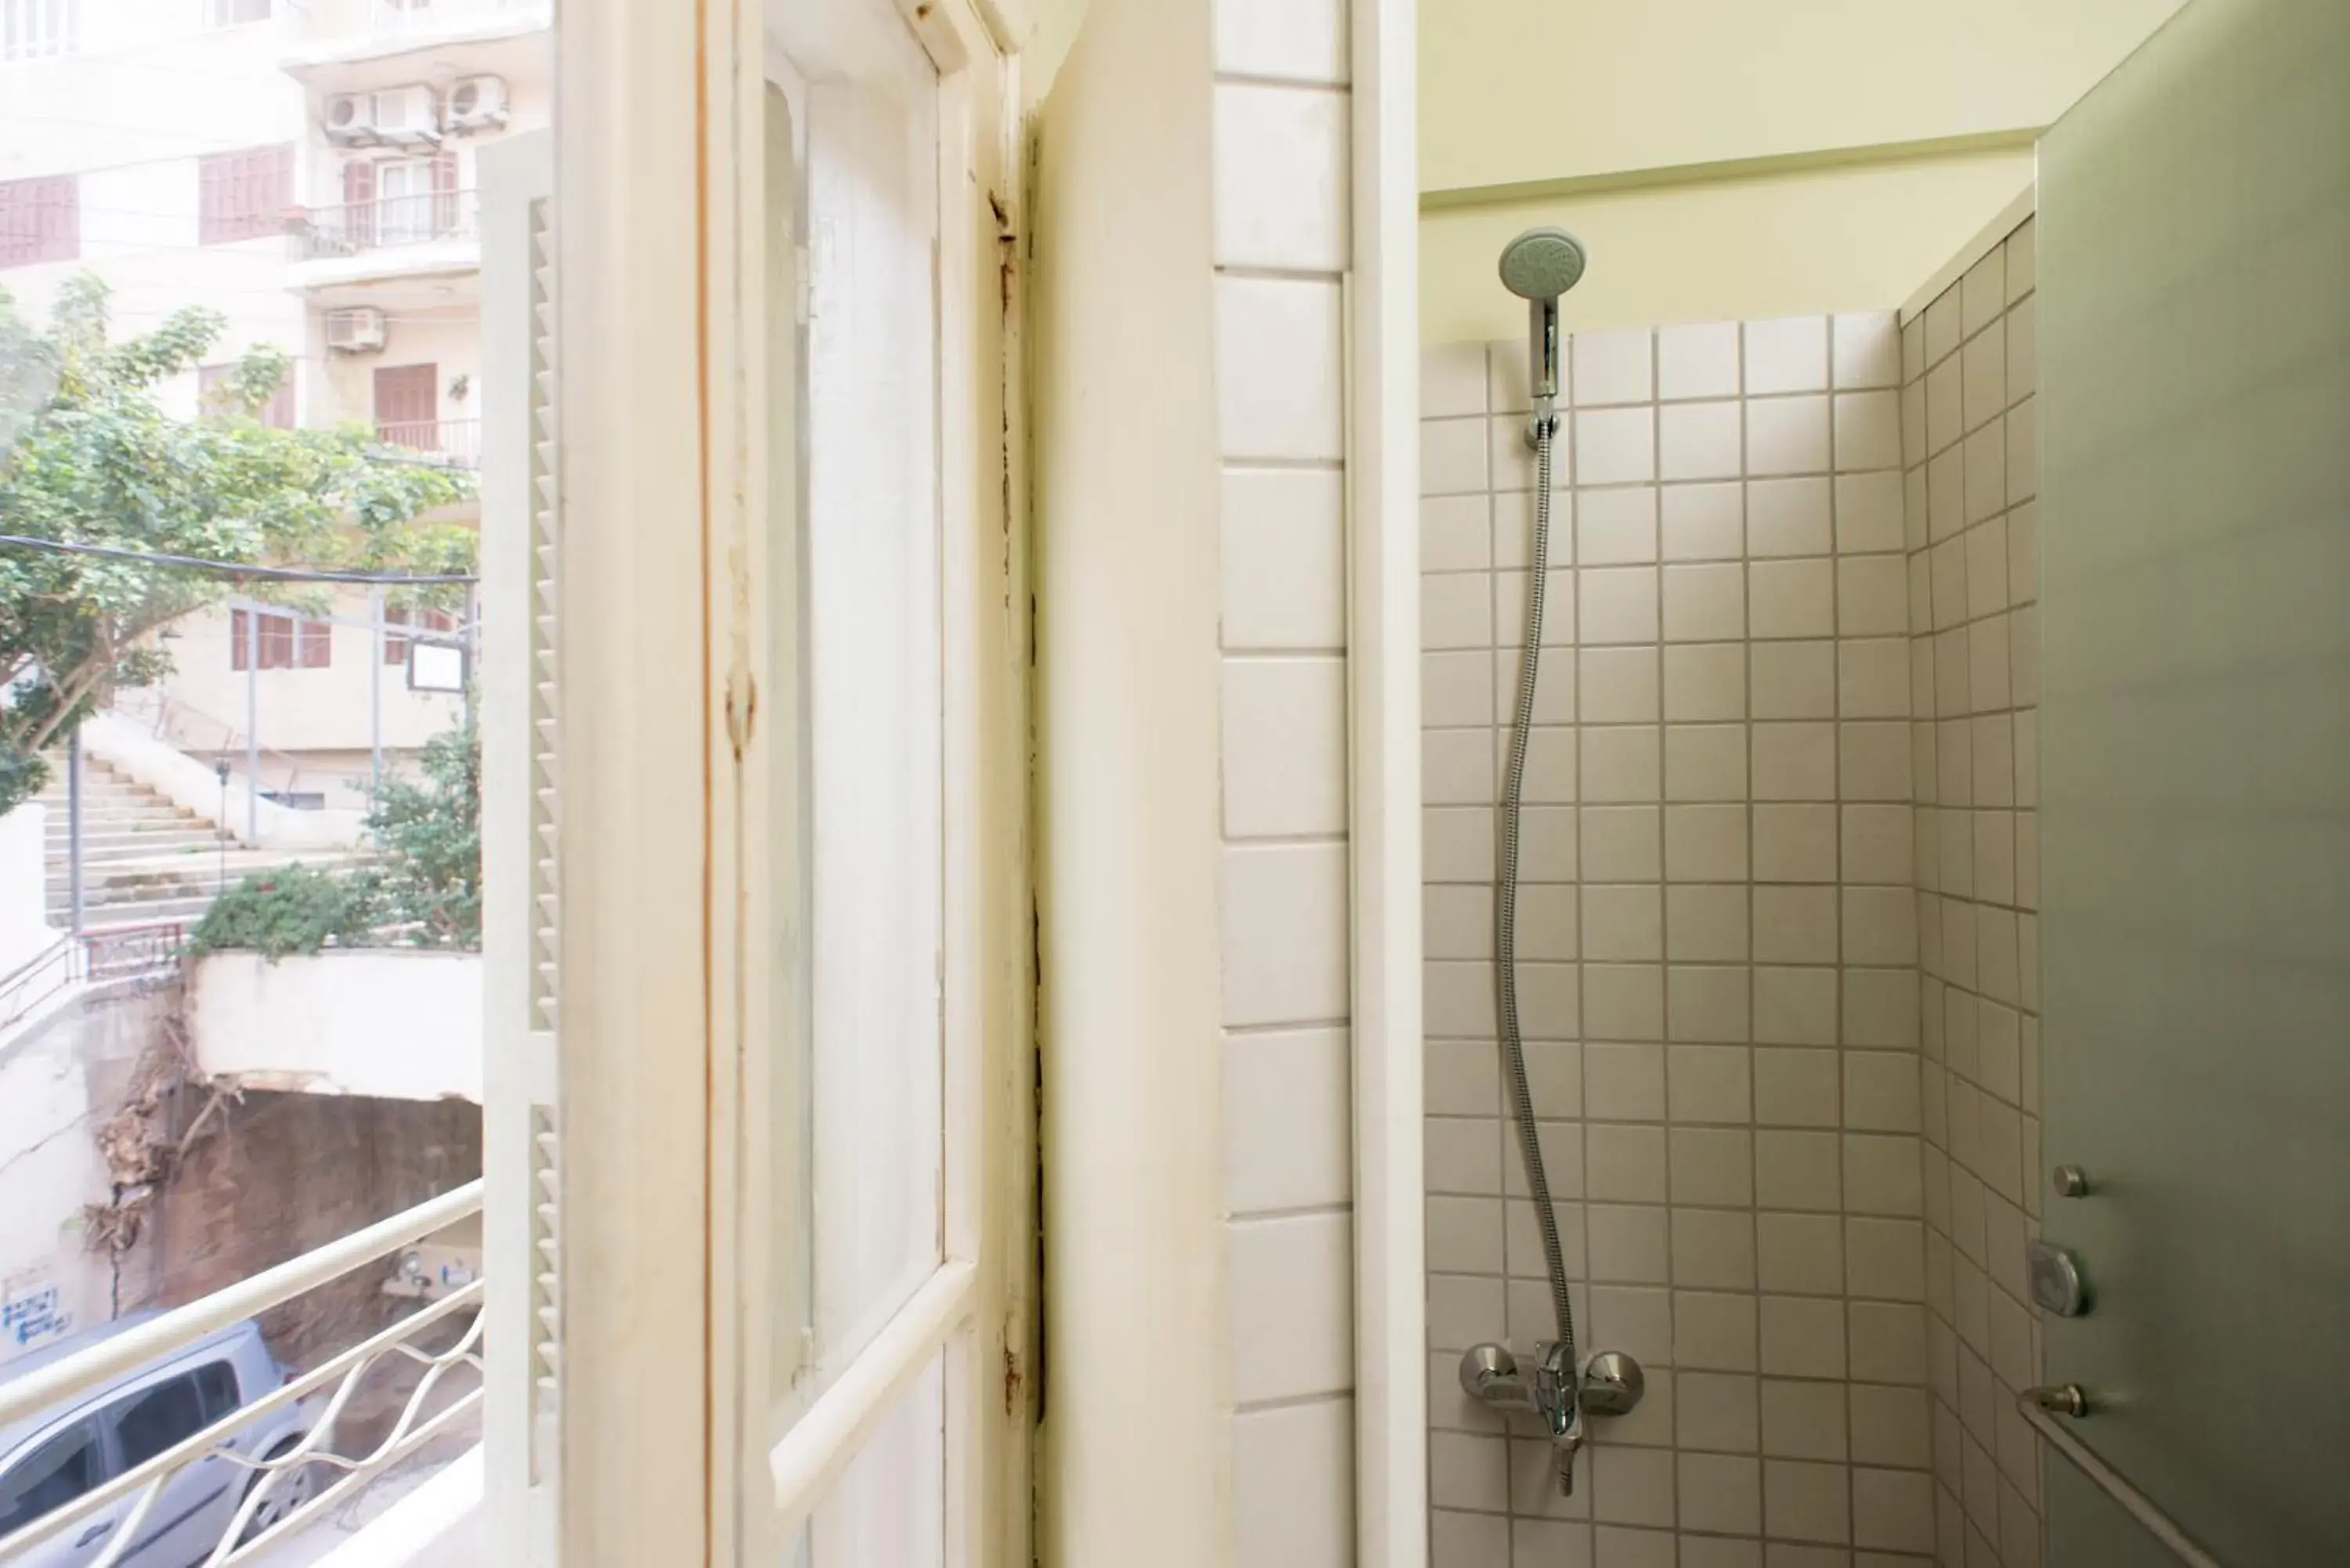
(0, 1314, 263, 1461)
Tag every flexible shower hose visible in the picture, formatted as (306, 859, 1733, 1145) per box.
(1495, 417, 1578, 1490)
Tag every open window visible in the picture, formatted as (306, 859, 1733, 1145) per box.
(483, 0, 1028, 1559)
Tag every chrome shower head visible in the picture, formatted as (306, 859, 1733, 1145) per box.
(1498, 226, 1587, 302)
(1497, 227, 1587, 440)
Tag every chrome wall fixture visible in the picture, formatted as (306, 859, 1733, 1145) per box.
(1457, 227, 1646, 1492)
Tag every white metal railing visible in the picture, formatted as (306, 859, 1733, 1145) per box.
(0, 1181, 484, 1567)
(0, 0, 78, 63)
(374, 417, 481, 469)
(364, 0, 541, 37)
(300, 192, 480, 259)
(0, 923, 184, 1033)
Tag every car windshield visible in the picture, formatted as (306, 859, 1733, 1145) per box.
(0, 1421, 100, 1537)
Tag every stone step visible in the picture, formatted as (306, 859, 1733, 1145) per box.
(60, 897, 220, 929)
(46, 804, 208, 823)
(45, 830, 224, 853)
(46, 862, 221, 894)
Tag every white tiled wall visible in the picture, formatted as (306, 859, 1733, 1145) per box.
(1211, 2, 1357, 1563)
(1903, 215, 2044, 1568)
(1421, 313, 1941, 1566)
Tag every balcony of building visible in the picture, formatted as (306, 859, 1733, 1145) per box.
(279, 0, 551, 86)
(284, 191, 482, 295)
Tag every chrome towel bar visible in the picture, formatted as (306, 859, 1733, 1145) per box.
(2019, 1387, 2225, 1568)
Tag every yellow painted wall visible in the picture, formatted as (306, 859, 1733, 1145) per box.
(1422, 0, 2186, 338)
(1424, 147, 2037, 339)
(1024, 0, 1089, 98)
(1422, 0, 2186, 195)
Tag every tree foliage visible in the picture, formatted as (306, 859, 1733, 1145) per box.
(189, 862, 379, 960)
(361, 717, 481, 948)
(0, 275, 475, 814)
(190, 718, 482, 959)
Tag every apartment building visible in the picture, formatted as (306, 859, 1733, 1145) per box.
(2, 0, 548, 801)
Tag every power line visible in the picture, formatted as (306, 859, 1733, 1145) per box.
(0, 534, 477, 584)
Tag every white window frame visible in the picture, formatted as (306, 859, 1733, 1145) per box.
(533, 1, 1031, 1564)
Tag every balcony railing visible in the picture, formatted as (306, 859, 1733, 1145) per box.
(365, 0, 542, 35)
(298, 192, 479, 260)
(0, 923, 185, 1034)
(375, 417, 481, 469)
(0, 1182, 485, 1567)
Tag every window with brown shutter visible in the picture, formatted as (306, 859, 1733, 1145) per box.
(383, 605, 457, 664)
(374, 363, 439, 450)
(198, 144, 291, 246)
(0, 175, 77, 269)
(197, 362, 295, 429)
(230, 609, 325, 670)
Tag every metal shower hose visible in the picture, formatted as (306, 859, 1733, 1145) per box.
(1494, 418, 1578, 1424)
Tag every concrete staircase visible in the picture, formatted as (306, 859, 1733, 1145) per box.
(36, 757, 360, 930)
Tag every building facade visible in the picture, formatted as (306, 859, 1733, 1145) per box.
(2, 0, 548, 800)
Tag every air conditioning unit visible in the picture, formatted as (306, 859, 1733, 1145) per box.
(443, 74, 509, 132)
(324, 92, 375, 145)
(369, 84, 441, 145)
(327, 85, 438, 146)
(325, 307, 388, 353)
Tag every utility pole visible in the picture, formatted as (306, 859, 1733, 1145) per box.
(371, 584, 385, 797)
(65, 726, 83, 935)
(244, 608, 261, 843)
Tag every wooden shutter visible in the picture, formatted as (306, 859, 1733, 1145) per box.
(298, 619, 331, 668)
(374, 363, 439, 448)
(199, 360, 293, 425)
(342, 157, 376, 250)
(199, 143, 291, 244)
(385, 604, 411, 665)
(258, 612, 295, 670)
(432, 150, 460, 236)
(0, 175, 77, 269)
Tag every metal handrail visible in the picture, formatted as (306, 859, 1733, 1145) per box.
(110, 688, 355, 806)
(2018, 1388, 2226, 1568)
(0, 1181, 485, 1566)
(298, 192, 480, 259)
(0, 933, 76, 1032)
(0, 925, 183, 1032)
(0, 1180, 480, 1429)
(374, 417, 482, 469)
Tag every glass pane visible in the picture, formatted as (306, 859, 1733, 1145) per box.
(767, 0, 944, 1424)
(112, 1375, 207, 1468)
(2038, 1, 2350, 1562)
(812, 1347, 942, 1564)
(765, 70, 815, 1414)
(0, 1422, 98, 1535)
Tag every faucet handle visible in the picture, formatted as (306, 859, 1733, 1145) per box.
(1531, 1341, 1583, 1444)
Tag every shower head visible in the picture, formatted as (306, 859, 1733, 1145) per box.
(1498, 227, 1587, 439)
(1498, 226, 1587, 302)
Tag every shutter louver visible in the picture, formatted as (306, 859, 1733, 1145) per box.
(522, 193, 562, 1487)
(482, 131, 558, 1568)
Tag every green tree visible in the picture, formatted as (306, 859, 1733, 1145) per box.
(190, 717, 482, 958)
(363, 716, 481, 948)
(0, 275, 475, 815)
